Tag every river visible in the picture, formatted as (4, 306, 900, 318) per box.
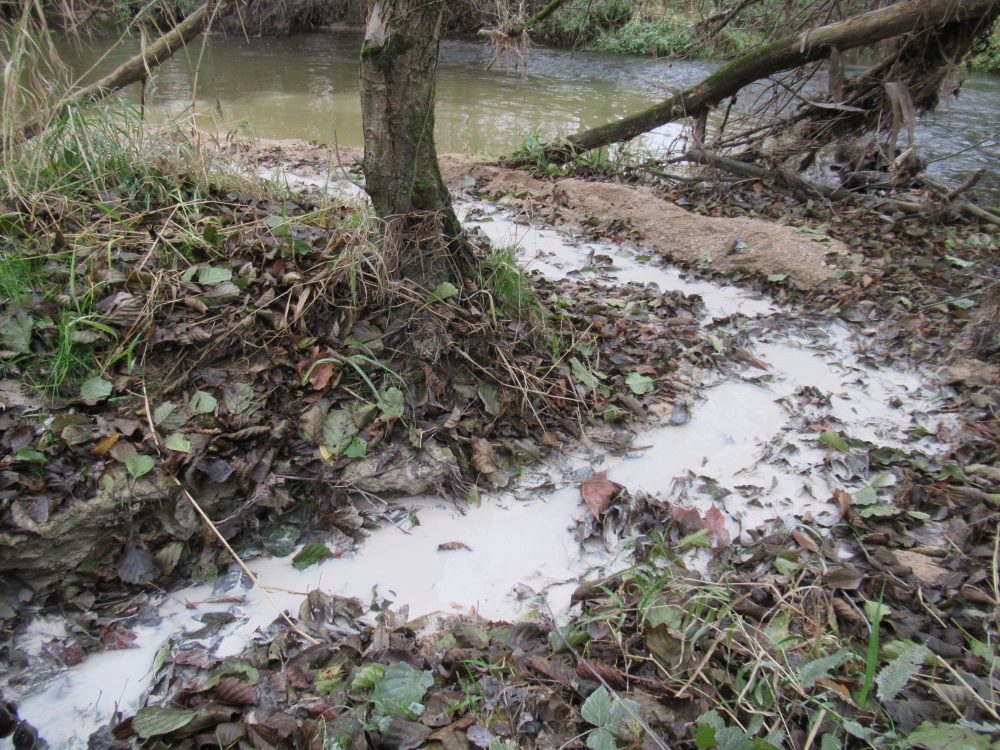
(59, 29, 1000, 194)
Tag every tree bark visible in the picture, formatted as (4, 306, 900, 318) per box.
(360, 0, 472, 285)
(12, 0, 244, 144)
(536, 0, 1000, 162)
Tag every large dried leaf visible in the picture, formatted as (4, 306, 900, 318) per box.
(308, 360, 337, 390)
(215, 677, 257, 705)
(580, 471, 624, 519)
(299, 403, 327, 442)
(823, 564, 864, 590)
(471, 438, 499, 474)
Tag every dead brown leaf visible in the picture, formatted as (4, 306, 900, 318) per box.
(308, 360, 336, 390)
(704, 505, 731, 551)
(471, 438, 499, 474)
(438, 541, 472, 552)
(731, 347, 771, 370)
(832, 488, 852, 519)
(580, 470, 625, 519)
(216, 677, 257, 705)
(792, 529, 819, 552)
(90, 433, 121, 456)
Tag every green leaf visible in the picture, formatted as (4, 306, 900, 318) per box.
(80, 376, 113, 403)
(189, 390, 218, 415)
(0, 313, 32, 354)
(876, 641, 928, 702)
(152, 639, 171, 676)
(602, 406, 626, 422)
(587, 727, 618, 750)
(797, 648, 850, 688)
(625, 372, 655, 395)
(372, 662, 434, 717)
(820, 431, 851, 453)
(292, 542, 332, 570)
(261, 523, 300, 557)
(164, 432, 192, 453)
(379, 387, 405, 419)
(197, 265, 233, 285)
(581, 686, 643, 741)
(15, 446, 46, 464)
(852, 486, 878, 505)
(571, 357, 601, 389)
(132, 706, 197, 739)
(124, 454, 156, 479)
(322, 409, 359, 455)
(949, 298, 975, 310)
(678, 528, 710, 550)
(582, 686, 615, 728)
(694, 715, 780, 750)
(767, 273, 788, 282)
(860, 504, 901, 517)
(203, 659, 261, 690)
(864, 599, 891, 622)
(426, 281, 459, 304)
(223, 383, 255, 414)
(153, 401, 188, 431)
(352, 663, 387, 691)
(344, 436, 367, 458)
(905, 721, 991, 750)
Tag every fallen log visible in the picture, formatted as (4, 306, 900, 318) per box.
(532, 0, 1000, 163)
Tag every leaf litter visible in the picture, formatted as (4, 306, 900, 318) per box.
(2, 144, 999, 749)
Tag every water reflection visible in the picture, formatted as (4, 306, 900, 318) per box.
(57, 29, 999, 188)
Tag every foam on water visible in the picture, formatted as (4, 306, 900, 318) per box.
(461, 204, 774, 319)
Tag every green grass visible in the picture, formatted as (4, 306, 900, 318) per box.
(477, 246, 545, 325)
(967, 24, 1000, 72)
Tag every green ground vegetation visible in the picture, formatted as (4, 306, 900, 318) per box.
(968, 20, 1000, 73)
(534, 0, 1000, 71)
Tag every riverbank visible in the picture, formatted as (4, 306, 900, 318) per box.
(2, 121, 998, 748)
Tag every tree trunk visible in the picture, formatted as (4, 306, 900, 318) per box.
(359, 0, 472, 284)
(535, 0, 1000, 163)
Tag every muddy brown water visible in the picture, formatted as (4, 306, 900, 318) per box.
(58, 29, 1000, 195)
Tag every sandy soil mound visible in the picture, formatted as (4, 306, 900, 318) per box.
(234, 140, 847, 289)
(439, 155, 847, 289)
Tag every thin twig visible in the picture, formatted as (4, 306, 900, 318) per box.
(139, 388, 318, 644)
(170, 476, 319, 645)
